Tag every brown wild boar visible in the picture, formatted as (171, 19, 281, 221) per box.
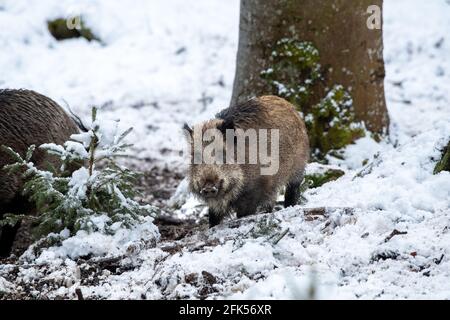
(184, 95, 309, 227)
(0, 89, 79, 256)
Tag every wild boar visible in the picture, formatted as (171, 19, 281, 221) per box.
(0, 89, 79, 256)
(185, 95, 309, 227)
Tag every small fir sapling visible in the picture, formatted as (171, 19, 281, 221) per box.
(1, 107, 158, 237)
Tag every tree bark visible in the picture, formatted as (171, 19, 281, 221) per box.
(231, 0, 389, 133)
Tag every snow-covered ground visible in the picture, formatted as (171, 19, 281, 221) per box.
(0, 0, 238, 166)
(1, 0, 449, 299)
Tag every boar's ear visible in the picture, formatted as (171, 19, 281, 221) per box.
(183, 123, 193, 138)
(218, 118, 234, 135)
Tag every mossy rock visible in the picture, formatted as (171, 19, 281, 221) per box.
(261, 39, 365, 161)
(305, 168, 345, 189)
(434, 140, 450, 174)
(47, 17, 99, 42)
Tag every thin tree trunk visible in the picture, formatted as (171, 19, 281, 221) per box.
(231, 0, 389, 134)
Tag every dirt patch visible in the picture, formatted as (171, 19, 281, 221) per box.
(136, 165, 207, 241)
(155, 215, 207, 242)
(136, 166, 184, 208)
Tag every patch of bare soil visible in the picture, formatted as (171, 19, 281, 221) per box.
(137, 166, 184, 208)
(135, 165, 207, 241)
(155, 215, 207, 242)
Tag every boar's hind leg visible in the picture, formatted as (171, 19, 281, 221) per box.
(284, 172, 304, 208)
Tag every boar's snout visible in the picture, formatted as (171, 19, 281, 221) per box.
(200, 186, 218, 197)
(199, 179, 224, 198)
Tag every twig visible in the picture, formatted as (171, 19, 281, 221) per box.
(384, 229, 407, 242)
(272, 228, 290, 245)
(353, 152, 381, 180)
(434, 254, 445, 265)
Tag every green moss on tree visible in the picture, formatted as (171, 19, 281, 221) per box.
(306, 85, 366, 159)
(434, 140, 450, 174)
(47, 17, 99, 42)
(261, 39, 366, 161)
(261, 39, 321, 110)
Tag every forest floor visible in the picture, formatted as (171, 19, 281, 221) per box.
(1, 0, 450, 299)
(5, 166, 188, 258)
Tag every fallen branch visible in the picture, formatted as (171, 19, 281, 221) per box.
(272, 228, 290, 245)
(384, 229, 407, 242)
(303, 207, 354, 221)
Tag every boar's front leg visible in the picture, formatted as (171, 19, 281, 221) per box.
(284, 172, 304, 208)
(208, 208, 224, 228)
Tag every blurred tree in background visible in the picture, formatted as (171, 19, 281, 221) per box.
(231, 0, 389, 159)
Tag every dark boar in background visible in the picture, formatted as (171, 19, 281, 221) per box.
(0, 89, 79, 257)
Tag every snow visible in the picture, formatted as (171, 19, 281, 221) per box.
(1, 0, 450, 300)
(0, 276, 13, 294)
(68, 167, 90, 199)
(64, 141, 89, 158)
(0, 0, 238, 167)
(28, 216, 159, 262)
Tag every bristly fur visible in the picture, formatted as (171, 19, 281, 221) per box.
(216, 97, 265, 129)
(64, 100, 88, 132)
(186, 95, 310, 228)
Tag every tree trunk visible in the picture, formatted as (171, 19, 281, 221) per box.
(231, 0, 389, 134)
